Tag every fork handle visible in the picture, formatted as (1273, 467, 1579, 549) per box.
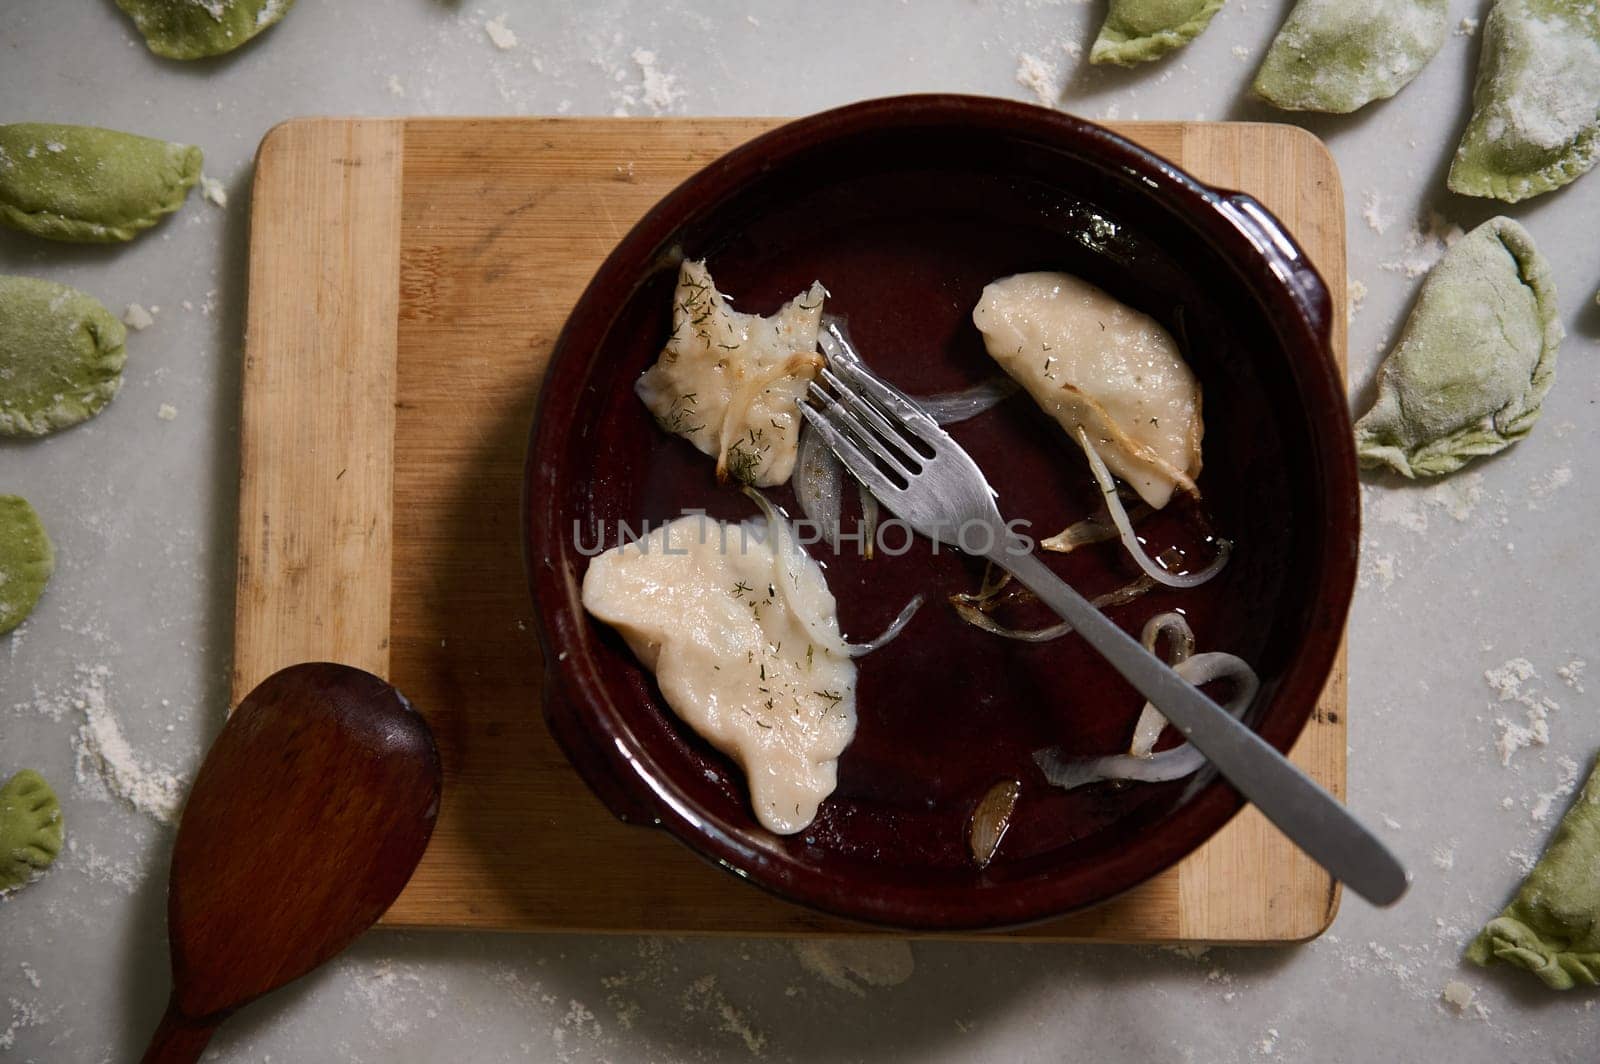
(991, 546, 1409, 907)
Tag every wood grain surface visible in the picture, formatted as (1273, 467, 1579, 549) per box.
(237, 116, 1347, 942)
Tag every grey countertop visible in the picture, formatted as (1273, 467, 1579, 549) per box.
(4, 1, 1599, 1061)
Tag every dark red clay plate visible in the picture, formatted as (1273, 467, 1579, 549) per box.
(527, 95, 1358, 931)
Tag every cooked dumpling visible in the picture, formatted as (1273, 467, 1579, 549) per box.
(1468, 753, 1600, 989)
(973, 272, 1201, 509)
(637, 261, 825, 487)
(582, 514, 857, 835)
(1090, 0, 1226, 67)
(1448, 0, 1600, 203)
(1252, 0, 1448, 113)
(1355, 217, 1561, 478)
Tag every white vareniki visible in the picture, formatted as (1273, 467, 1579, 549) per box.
(972, 271, 1203, 509)
(581, 514, 857, 834)
(636, 260, 827, 487)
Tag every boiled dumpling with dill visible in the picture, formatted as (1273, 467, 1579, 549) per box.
(581, 511, 858, 835)
(1355, 217, 1561, 477)
(582, 492, 921, 834)
(638, 260, 825, 486)
(973, 272, 1202, 509)
(1448, 0, 1600, 203)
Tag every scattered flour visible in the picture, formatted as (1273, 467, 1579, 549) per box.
(1485, 658, 1559, 766)
(1231, 45, 1251, 61)
(483, 14, 517, 50)
(1530, 755, 1583, 822)
(1361, 190, 1390, 235)
(1364, 473, 1486, 534)
(791, 940, 915, 997)
(60, 665, 186, 823)
(632, 49, 683, 112)
(1430, 842, 1456, 871)
(1440, 979, 1477, 1014)
(69, 837, 146, 895)
(18, 965, 40, 990)
(157, 403, 178, 422)
(601, 46, 685, 115)
(681, 974, 766, 1056)
(1557, 658, 1586, 692)
(1358, 548, 1397, 592)
(199, 174, 227, 208)
(1347, 278, 1367, 323)
(1456, 17, 1479, 37)
(1527, 463, 1573, 506)
(122, 303, 155, 330)
(1015, 51, 1062, 108)
(594, 937, 669, 1033)
(345, 960, 439, 1037)
(0, 997, 51, 1053)
(1380, 210, 1464, 278)
(385, 74, 406, 97)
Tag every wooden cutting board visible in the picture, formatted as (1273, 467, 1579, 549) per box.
(235, 115, 1347, 942)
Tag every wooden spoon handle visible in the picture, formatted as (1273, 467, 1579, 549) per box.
(140, 1001, 217, 1064)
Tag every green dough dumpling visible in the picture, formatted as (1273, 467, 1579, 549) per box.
(1090, 0, 1226, 66)
(1448, 0, 1600, 203)
(0, 276, 128, 437)
(0, 497, 54, 636)
(0, 770, 63, 894)
(1469, 754, 1600, 988)
(1253, 0, 1448, 112)
(0, 123, 202, 243)
(116, 0, 297, 60)
(1354, 217, 1560, 478)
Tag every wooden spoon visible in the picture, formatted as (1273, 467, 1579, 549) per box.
(140, 662, 442, 1064)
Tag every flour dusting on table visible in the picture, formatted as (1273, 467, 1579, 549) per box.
(1380, 211, 1464, 278)
(1485, 658, 1561, 766)
(50, 665, 187, 823)
(483, 14, 517, 51)
(1015, 51, 1064, 107)
(682, 974, 766, 1056)
(791, 940, 915, 996)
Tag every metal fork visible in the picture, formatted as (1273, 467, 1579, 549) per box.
(803, 322, 1408, 907)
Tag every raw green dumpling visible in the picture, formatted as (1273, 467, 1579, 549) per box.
(0, 123, 202, 243)
(0, 770, 63, 894)
(1354, 217, 1560, 478)
(0, 276, 128, 437)
(1090, 0, 1226, 66)
(116, 0, 297, 60)
(1468, 754, 1600, 988)
(1253, 0, 1448, 112)
(0, 497, 54, 636)
(1448, 0, 1600, 203)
